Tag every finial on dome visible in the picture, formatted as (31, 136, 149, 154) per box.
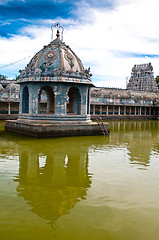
(56, 29, 60, 39)
(51, 22, 64, 42)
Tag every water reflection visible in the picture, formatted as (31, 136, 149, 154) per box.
(1, 120, 159, 171)
(14, 139, 92, 225)
(1, 120, 159, 239)
(1, 120, 159, 225)
(108, 120, 159, 168)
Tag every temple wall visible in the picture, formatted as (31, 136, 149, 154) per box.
(1, 86, 159, 120)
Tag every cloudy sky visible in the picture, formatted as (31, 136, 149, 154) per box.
(0, 0, 159, 88)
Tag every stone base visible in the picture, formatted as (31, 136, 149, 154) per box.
(17, 113, 93, 124)
(0, 114, 18, 120)
(5, 120, 110, 138)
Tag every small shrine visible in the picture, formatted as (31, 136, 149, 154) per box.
(5, 23, 109, 137)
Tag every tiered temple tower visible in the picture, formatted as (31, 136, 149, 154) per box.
(127, 63, 158, 92)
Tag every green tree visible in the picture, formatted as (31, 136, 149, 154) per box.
(155, 76, 159, 88)
(0, 74, 6, 80)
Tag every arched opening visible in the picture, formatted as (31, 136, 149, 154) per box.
(87, 88, 90, 114)
(67, 87, 81, 115)
(22, 86, 29, 113)
(38, 86, 55, 114)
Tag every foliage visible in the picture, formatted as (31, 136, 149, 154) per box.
(155, 76, 159, 88)
(0, 74, 6, 80)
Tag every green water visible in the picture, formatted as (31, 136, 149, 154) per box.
(1, 120, 159, 240)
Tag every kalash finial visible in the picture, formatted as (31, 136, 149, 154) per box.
(56, 29, 60, 39)
(51, 22, 64, 42)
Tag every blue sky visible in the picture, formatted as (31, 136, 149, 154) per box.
(0, 0, 114, 37)
(1, 0, 159, 88)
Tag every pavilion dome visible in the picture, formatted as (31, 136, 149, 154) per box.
(17, 30, 92, 84)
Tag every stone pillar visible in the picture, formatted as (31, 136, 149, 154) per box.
(145, 107, 146, 115)
(140, 107, 141, 115)
(87, 88, 90, 115)
(93, 105, 95, 115)
(19, 87, 23, 114)
(113, 106, 115, 115)
(55, 85, 68, 115)
(100, 106, 102, 115)
(149, 107, 151, 115)
(47, 95, 50, 113)
(135, 106, 136, 115)
(129, 106, 131, 115)
(153, 108, 156, 116)
(29, 85, 39, 115)
(124, 106, 126, 115)
(8, 102, 10, 114)
(80, 86, 90, 116)
(118, 106, 120, 115)
(138, 107, 140, 115)
(106, 106, 108, 115)
(29, 86, 32, 114)
(8, 89, 11, 114)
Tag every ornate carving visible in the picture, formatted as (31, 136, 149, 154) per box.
(85, 67, 90, 74)
(28, 54, 39, 68)
(44, 49, 57, 67)
(64, 50, 75, 68)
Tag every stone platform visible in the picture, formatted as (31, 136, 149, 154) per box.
(0, 114, 18, 120)
(5, 120, 110, 138)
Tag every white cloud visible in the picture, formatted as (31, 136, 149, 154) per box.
(65, 0, 159, 87)
(1, 0, 159, 88)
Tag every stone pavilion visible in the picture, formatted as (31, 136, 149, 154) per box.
(5, 23, 109, 137)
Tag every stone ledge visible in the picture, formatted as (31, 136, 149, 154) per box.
(18, 114, 92, 123)
(0, 114, 18, 120)
(91, 115, 156, 120)
(5, 120, 110, 138)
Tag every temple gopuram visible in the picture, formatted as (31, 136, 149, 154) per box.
(127, 63, 158, 92)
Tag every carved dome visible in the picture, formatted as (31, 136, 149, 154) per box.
(17, 33, 92, 85)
